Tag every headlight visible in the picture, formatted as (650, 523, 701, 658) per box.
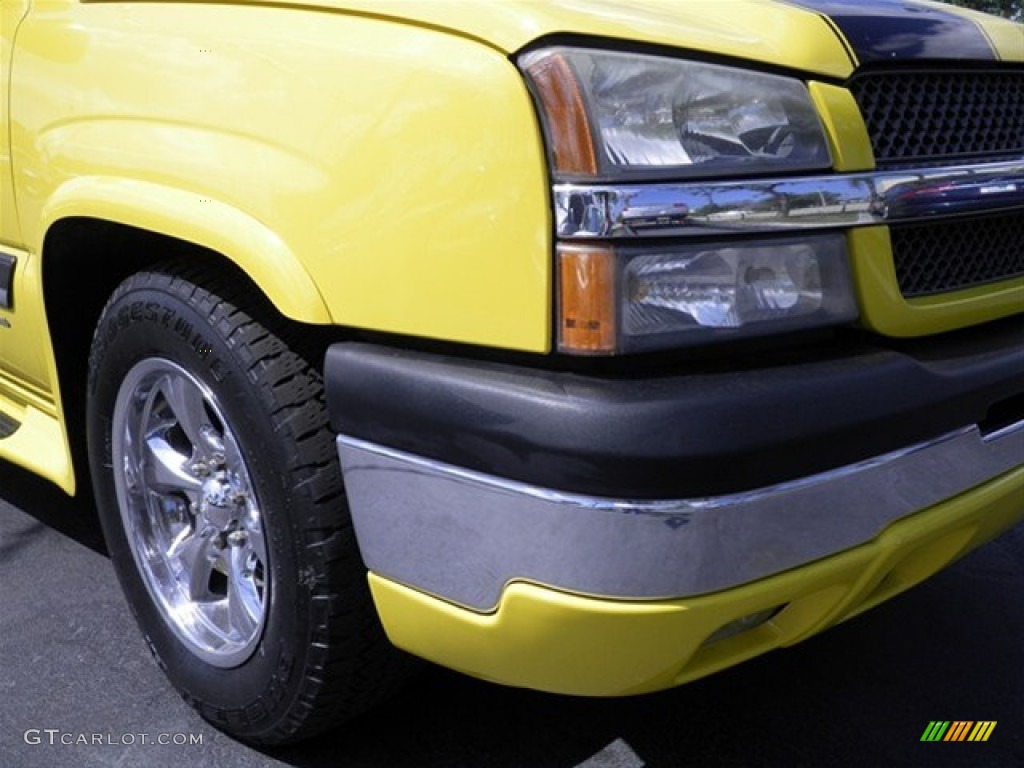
(558, 235, 857, 355)
(524, 46, 854, 355)
(521, 47, 831, 180)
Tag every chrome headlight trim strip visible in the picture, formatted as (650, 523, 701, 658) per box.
(555, 158, 1024, 238)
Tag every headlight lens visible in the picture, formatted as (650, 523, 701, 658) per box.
(521, 47, 831, 180)
(558, 235, 857, 355)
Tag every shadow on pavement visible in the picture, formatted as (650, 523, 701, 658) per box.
(0, 462, 107, 556)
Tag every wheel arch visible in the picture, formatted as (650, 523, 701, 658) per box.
(40, 177, 333, 326)
(40, 197, 330, 496)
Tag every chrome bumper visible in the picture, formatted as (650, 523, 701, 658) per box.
(337, 419, 1024, 611)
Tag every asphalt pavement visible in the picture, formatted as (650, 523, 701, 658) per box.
(1, 459, 1021, 767)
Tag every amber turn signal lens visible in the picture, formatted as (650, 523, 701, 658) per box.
(558, 245, 617, 355)
(522, 53, 598, 176)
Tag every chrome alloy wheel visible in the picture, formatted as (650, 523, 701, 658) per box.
(111, 358, 269, 668)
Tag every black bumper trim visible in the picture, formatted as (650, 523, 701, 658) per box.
(325, 318, 1024, 499)
(0, 253, 14, 310)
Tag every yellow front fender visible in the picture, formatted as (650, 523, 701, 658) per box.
(41, 176, 332, 325)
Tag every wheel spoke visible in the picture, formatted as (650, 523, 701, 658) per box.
(143, 434, 202, 494)
(221, 430, 247, 480)
(243, 520, 267, 563)
(160, 374, 219, 457)
(226, 550, 261, 640)
(165, 524, 193, 562)
(170, 529, 217, 602)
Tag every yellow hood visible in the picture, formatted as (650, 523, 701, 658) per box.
(260, 0, 1022, 76)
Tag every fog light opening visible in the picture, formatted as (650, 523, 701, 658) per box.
(702, 605, 785, 647)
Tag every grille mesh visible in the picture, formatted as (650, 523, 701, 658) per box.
(890, 212, 1024, 298)
(848, 70, 1024, 166)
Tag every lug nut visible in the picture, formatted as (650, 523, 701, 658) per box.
(227, 530, 248, 548)
(192, 461, 210, 478)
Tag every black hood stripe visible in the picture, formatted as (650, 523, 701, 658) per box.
(785, 0, 998, 63)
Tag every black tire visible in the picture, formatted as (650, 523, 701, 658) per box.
(86, 263, 406, 744)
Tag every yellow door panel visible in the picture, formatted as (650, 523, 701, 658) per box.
(0, 0, 29, 247)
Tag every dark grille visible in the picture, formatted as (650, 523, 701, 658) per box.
(891, 212, 1024, 298)
(848, 70, 1024, 166)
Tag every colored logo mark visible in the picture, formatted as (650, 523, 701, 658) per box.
(921, 721, 997, 742)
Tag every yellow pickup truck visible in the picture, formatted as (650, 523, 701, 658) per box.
(1, 0, 1022, 745)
